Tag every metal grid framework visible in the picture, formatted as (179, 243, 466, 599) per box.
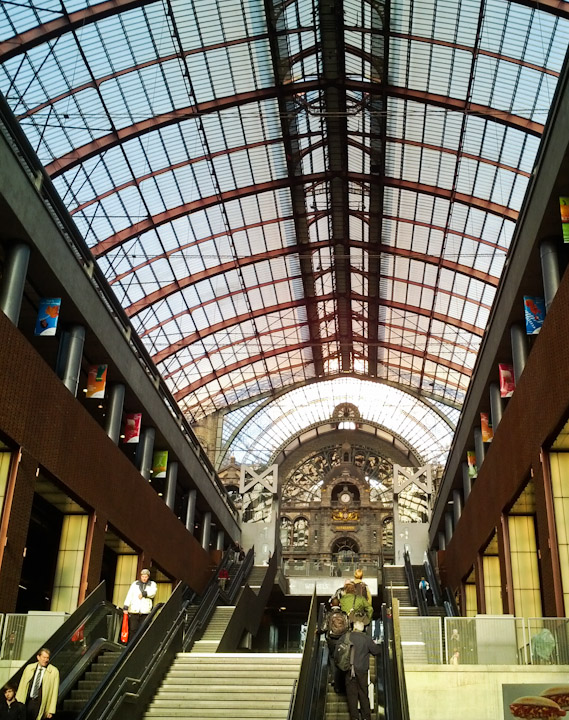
(1, 0, 568, 439)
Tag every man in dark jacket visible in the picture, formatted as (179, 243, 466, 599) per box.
(344, 616, 381, 720)
(0, 686, 25, 719)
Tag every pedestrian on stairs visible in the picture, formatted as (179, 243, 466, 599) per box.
(418, 576, 430, 605)
(344, 616, 381, 720)
(123, 568, 157, 641)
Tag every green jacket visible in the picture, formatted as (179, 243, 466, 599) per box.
(340, 592, 373, 623)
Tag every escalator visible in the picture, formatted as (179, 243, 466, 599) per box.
(6, 582, 127, 720)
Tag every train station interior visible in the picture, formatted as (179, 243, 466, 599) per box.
(1, 0, 569, 718)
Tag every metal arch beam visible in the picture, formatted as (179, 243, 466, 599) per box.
(125, 240, 329, 316)
(354, 36, 562, 77)
(351, 241, 500, 287)
(43, 82, 541, 178)
(509, 0, 569, 20)
(383, 137, 532, 178)
(152, 295, 332, 365)
(173, 335, 472, 402)
(122, 237, 497, 320)
(319, 0, 352, 372)
(112, 214, 294, 285)
(385, 86, 545, 136)
(263, 0, 325, 377)
(70, 138, 284, 215)
(0, 0, 158, 62)
(122, 235, 497, 319)
(91, 173, 516, 258)
(140, 273, 303, 337)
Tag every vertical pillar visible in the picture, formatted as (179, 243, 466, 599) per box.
(201, 511, 211, 551)
(474, 428, 485, 469)
(185, 490, 196, 535)
(0, 242, 30, 325)
(510, 323, 528, 385)
(0, 449, 35, 611)
(105, 384, 125, 444)
(438, 531, 446, 552)
(489, 382, 503, 432)
(61, 325, 86, 396)
(216, 529, 225, 551)
(137, 427, 155, 480)
(445, 511, 453, 546)
(453, 489, 463, 527)
(540, 238, 560, 312)
(462, 462, 472, 501)
(165, 462, 178, 511)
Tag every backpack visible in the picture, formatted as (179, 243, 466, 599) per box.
(354, 581, 369, 598)
(334, 632, 353, 671)
(327, 609, 349, 638)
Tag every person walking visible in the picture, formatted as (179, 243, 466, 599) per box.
(123, 568, 157, 640)
(0, 686, 25, 719)
(353, 568, 372, 603)
(16, 648, 59, 720)
(344, 617, 382, 720)
(340, 582, 373, 626)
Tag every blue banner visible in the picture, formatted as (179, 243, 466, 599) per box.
(34, 298, 61, 336)
(523, 296, 545, 335)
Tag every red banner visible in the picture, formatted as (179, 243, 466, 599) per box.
(499, 363, 515, 398)
(123, 413, 142, 444)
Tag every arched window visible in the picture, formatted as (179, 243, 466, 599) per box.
(331, 536, 359, 564)
(280, 517, 292, 548)
(293, 517, 309, 548)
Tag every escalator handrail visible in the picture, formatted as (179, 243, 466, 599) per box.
(79, 583, 186, 720)
(80, 547, 250, 719)
(403, 549, 427, 615)
(57, 638, 122, 703)
(6, 582, 111, 690)
(382, 600, 411, 720)
(423, 554, 443, 607)
(290, 589, 326, 720)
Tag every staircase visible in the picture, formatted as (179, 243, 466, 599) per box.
(382, 566, 417, 617)
(143, 653, 301, 719)
(191, 606, 235, 653)
(62, 647, 122, 716)
(247, 565, 268, 594)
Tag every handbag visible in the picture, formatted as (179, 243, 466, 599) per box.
(121, 612, 129, 644)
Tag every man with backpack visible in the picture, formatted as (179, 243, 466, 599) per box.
(340, 582, 373, 626)
(324, 598, 348, 692)
(334, 615, 381, 720)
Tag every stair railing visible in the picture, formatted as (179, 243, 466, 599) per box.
(78, 548, 249, 720)
(423, 552, 443, 606)
(290, 590, 327, 720)
(382, 599, 411, 720)
(403, 549, 426, 614)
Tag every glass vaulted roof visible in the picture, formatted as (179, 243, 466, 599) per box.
(1, 0, 568, 442)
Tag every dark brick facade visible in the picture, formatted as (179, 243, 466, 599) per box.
(0, 310, 214, 611)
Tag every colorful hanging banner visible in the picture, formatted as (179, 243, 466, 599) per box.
(86, 364, 108, 399)
(523, 296, 545, 335)
(480, 412, 493, 443)
(34, 298, 61, 336)
(467, 450, 478, 479)
(499, 363, 515, 398)
(152, 450, 168, 478)
(560, 197, 569, 243)
(123, 413, 142, 444)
